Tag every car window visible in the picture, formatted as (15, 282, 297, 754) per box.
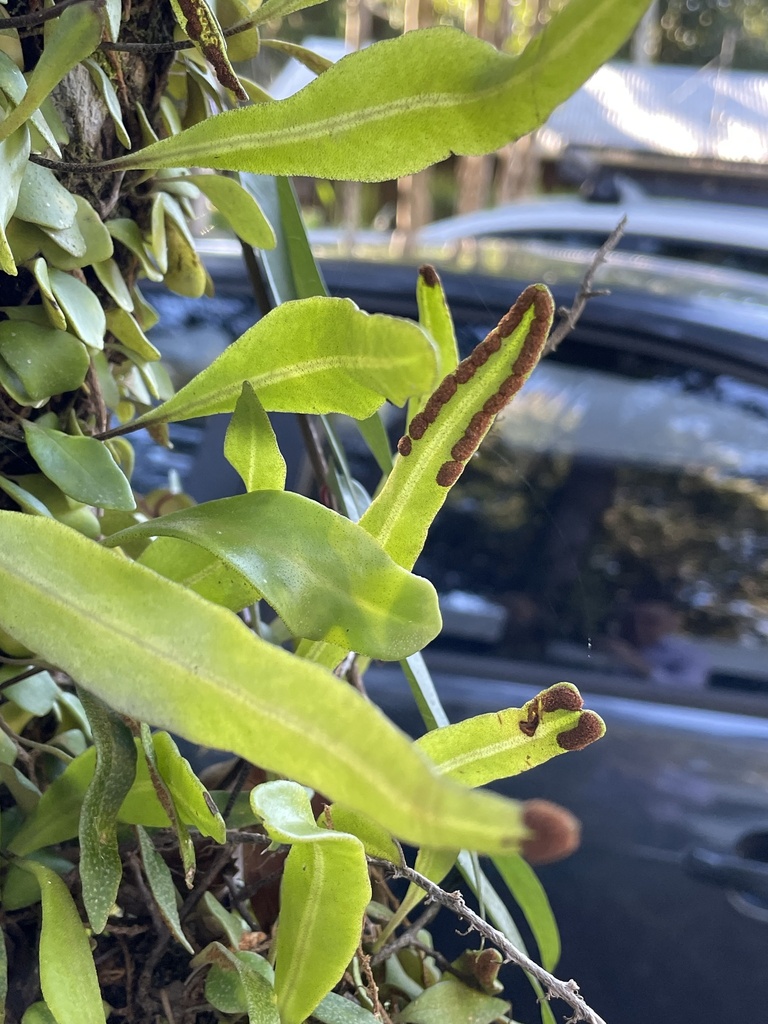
(377, 336, 768, 697)
(493, 230, 768, 277)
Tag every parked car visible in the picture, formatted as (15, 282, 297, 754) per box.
(415, 190, 768, 278)
(142, 238, 768, 1024)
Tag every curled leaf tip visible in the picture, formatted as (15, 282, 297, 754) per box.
(540, 682, 584, 714)
(418, 264, 440, 287)
(521, 798, 581, 865)
(557, 710, 606, 751)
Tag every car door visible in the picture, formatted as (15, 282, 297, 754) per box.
(359, 322, 768, 1024)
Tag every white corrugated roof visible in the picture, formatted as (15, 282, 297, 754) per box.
(268, 39, 768, 166)
(541, 61, 768, 164)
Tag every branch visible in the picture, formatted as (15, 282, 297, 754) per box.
(370, 858, 608, 1024)
(0, 0, 89, 33)
(544, 216, 627, 356)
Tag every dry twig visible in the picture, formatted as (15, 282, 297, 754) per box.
(544, 217, 627, 355)
(370, 858, 608, 1024)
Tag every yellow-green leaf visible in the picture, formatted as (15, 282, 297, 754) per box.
(260, 37, 333, 75)
(152, 730, 226, 843)
(189, 173, 276, 249)
(360, 285, 553, 571)
(84, 58, 131, 149)
(251, 781, 371, 1024)
(106, 490, 442, 660)
(17, 861, 106, 1024)
(416, 683, 606, 787)
(409, 264, 458, 421)
(224, 382, 286, 490)
(0, 512, 530, 855)
(140, 725, 197, 888)
(133, 296, 437, 427)
(112, 3, 651, 180)
(93, 258, 134, 311)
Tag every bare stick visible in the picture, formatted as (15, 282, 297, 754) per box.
(545, 216, 627, 356)
(370, 858, 608, 1024)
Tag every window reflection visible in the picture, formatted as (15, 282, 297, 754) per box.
(419, 345, 768, 695)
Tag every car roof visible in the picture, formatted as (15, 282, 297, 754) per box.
(415, 194, 768, 256)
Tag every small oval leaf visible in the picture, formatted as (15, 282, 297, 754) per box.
(23, 422, 136, 512)
(0, 320, 89, 402)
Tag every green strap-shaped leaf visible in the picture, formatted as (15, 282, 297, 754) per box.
(106, 490, 441, 660)
(493, 853, 560, 972)
(302, 286, 554, 673)
(107, 219, 163, 282)
(251, 781, 372, 1024)
(140, 724, 197, 888)
(105, 307, 161, 362)
(17, 861, 106, 1024)
(360, 285, 554, 571)
(170, 0, 247, 100)
(408, 264, 458, 421)
(152, 730, 226, 842)
(189, 174, 276, 249)
(0, 512, 530, 855)
(379, 684, 605, 941)
(193, 943, 279, 1024)
(77, 688, 137, 933)
(23, 422, 136, 512)
(136, 825, 194, 954)
(246, 0, 328, 26)
(416, 682, 605, 787)
(260, 38, 334, 75)
(0, 2, 103, 144)
(0, 126, 30, 276)
(132, 296, 437, 427)
(224, 382, 286, 491)
(8, 741, 219, 858)
(111, 2, 650, 179)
